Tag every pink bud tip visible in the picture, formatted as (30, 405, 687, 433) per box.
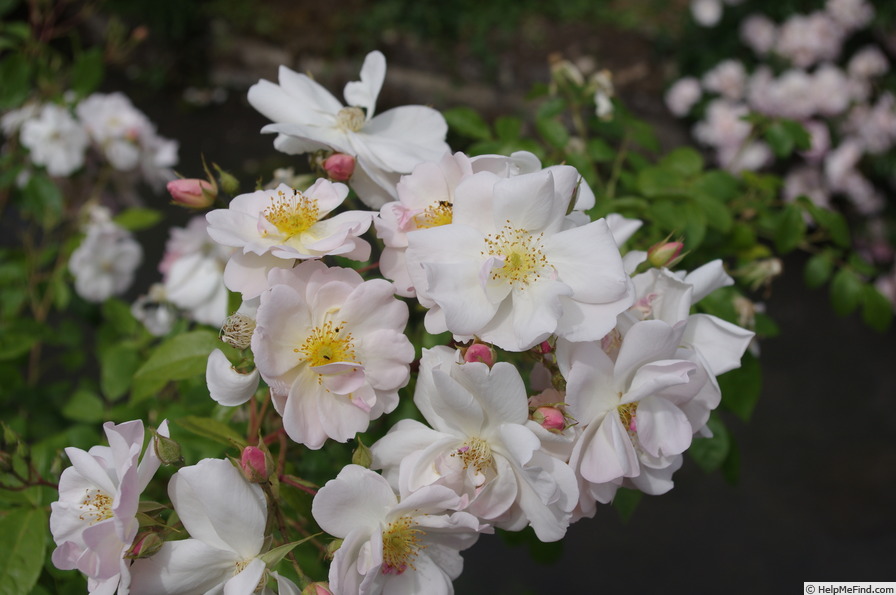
(323, 153, 356, 182)
(533, 406, 566, 432)
(239, 446, 270, 483)
(167, 178, 215, 208)
(302, 583, 334, 595)
(647, 240, 684, 268)
(464, 343, 495, 367)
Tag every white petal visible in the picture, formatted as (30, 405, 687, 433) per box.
(312, 465, 397, 538)
(129, 539, 238, 595)
(206, 349, 260, 406)
(683, 313, 754, 375)
(343, 50, 386, 117)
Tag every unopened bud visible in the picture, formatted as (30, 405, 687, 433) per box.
(736, 258, 783, 291)
(534, 340, 553, 355)
(647, 240, 685, 269)
(322, 153, 356, 182)
(167, 178, 216, 209)
(239, 446, 273, 483)
(302, 582, 333, 595)
(326, 538, 343, 559)
(463, 343, 495, 367)
(152, 431, 183, 466)
(214, 164, 240, 195)
(531, 406, 566, 432)
(352, 438, 372, 468)
(125, 531, 164, 559)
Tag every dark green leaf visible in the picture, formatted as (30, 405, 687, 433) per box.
(443, 107, 491, 141)
(780, 119, 811, 151)
(682, 200, 707, 250)
(611, 487, 642, 522)
(586, 138, 615, 162)
(100, 344, 142, 400)
(861, 285, 893, 332)
(830, 268, 864, 316)
(798, 198, 851, 248)
(0, 319, 44, 360)
(493, 116, 521, 141)
(70, 48, 104, 97)
(847, 253, 877, 278)
(753, 312, 780, 337)
(774, 203, 805, 254)
(659, 147, 703, 178)
(765, 121, 794, 158)
(174, 416, 246, 447)
(693, 170, 739, 201)
(636, 166, 687, 198)
(719, 352, 762, 421)
(688, 415, 730, 473)
(0, 52, 30, 109)
(536, 96, 565, 119)
(102, 298, 140, 336)
(535, 116, 569, 149)
(648, 199, 687, 232)
(22, 174, 63, 226)
(61, 388, 105, 423)
(804, 252, 834, 289)
(0, 507, 47, 595)
(113, 208, 163, 232)
(691, 192, 733, 233)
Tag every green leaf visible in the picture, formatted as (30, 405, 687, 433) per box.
(113, 208, 163, 232)
(691, 192, 733, 232)
(774, 203, 805, 254)
(0, 52, 30, 110)
(0, 507, 47, 595)
(830, 268, 864, 316)
(688, 415, 730, 473)
(0, 319, 44, 360)
(648, 199, 687, 232)
(636, 166, 687, 198)
(258, 535, 320, 568)
(780, 119, 811, 151)
(536, 96, 565, 119)
(0, 0, 24, 18)
(586, 138, 615, 162)
(70, 48, 104, 97)
(173, 416, 246, 447)
(61, 387, 105, 423)
(798, 198, 851, 248)
(719, 352, 762, 421)
(443, 107, 491, 141)
(611, 487, 642, 522)
(21, 174, 63, 227)
(100, 344, 142, 401)
(693, 170, 739, 201)
(682, 200, 707, 250)
(535, 116, 569, 149)
(861, 285, 893, 332)
(493, 116, 521, 141)
(102, 298, 139, 336)
(133, 330, 222, 384)
(765, 121, 795, 158)
(659, 147, 703, 178)
(804, 252, 834, 289)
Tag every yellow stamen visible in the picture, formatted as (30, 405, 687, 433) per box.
(413, 201, 453, 229)
(77, 489, 114, 525)
(482, 222, 549, 288)
(295, 321, 357, 367)
(452, 437, 494, 474)
(262, 188, 319, 239)
(335, 107, 365, 132)
(381, 516, 425, 575)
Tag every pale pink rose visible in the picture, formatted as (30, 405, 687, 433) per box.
(825, 0, 874, 32)
(702, 59, 747, 101)
(665, 77, 702, 117)
(740, 14, 777, 55)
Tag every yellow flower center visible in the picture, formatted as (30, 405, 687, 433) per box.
(335, 106, 365, 132)
(482, 223, 549, 288)
(618, 401, 638, 434)
(452, 437, 494, 474)
(233, 559, 267, 592)
(78, 489, 114, 525)
(262, 188, 319, 239)
(296, 321, 357, 367)
(413, 201, 453, 229)
(381, 516, 425, 575)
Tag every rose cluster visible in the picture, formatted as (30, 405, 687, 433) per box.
(50, 51, 754, 595)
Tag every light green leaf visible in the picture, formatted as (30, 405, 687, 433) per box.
(659, 147, 703, 178)
(174, 416, 246, 447)
(636, 166, 687, 198)
(443, 107, 491, 140)
(587, 138, 615, 162)
(61, 388, 105, 423)
(100, 344, 142, 401)
(258, 535, 321, 568)
(112, 208, 163, 232)
(0, 507, 47, 595)
(535, 116, 569, 149)
(133, 330, 222, 385)
(493, 116, 521, 141)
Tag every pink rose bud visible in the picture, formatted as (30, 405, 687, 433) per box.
(532, 406, 566, 432)
(302, 583, 334, 595)
(463, 343, 495, 367)
(167, 178, 216, 208)
(647, 240, 685, 268)
(239, 446, 271, 483)
(323, 153, 356, 182)
(534, 340, 553, 354)
(125, 531, 164, 559)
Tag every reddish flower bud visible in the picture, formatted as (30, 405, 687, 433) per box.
(125, 531, 164, 559)
(322, 153, 356, 182)
(302, 583, 334, 595)
(463, 343, 495, 367)
(531, 406, 566, 432)
(167, 178, 216, 208)
(239, 446, 272, 483)
(647, 240, 685, 269)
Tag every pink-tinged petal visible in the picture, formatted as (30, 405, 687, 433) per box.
(79, 520, 134, 580)
(136, 419, 168, 493)
(613, 319, 684, 383)
(683, 313, 754, 375)
(168, 459, 266, 558)
(314, 387, 375, 443)
(635, 395, 693, 458)
(343, 51, 386, 117)
(577, 413, 639, 484)
(206, 349, 260, 406)
(378, 548, 456, 595)
(129, 539, 239, 595)
(279, 378, 330, 449)
(223, 557, 266, 595)
(223, 251, 289, 299)
(313, 362, 366, 395)
(252, 285, 309, 378)
(313, 465, 397, 538)
(338, 278, 409, 335)
(545, 219, 629, 303)
(358, 329, 413, 391)
(684, 259, 734, 303)
(63, 448, 117, 495)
